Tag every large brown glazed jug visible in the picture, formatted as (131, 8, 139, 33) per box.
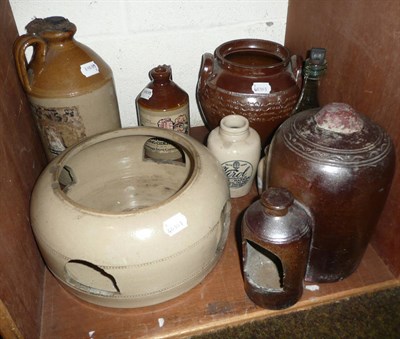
(197, 39, 302, 144)
(266, 103, 395, 283)
(13, 16, 121, 160)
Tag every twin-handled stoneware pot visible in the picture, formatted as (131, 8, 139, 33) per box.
(30, 127, 231, 308)
(197, 39, 302, 144)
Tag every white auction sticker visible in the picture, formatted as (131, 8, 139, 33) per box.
(80, 61, 99, 77)
(140, 88, 153, 100)
(163, 212, 188, 236)
(251, 82, 271, 94)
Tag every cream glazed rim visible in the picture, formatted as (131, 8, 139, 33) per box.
(50, 126, 200, 216)
(281, 106, 393, 167)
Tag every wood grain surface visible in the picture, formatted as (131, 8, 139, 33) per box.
(40, 181, 398, 338)
(0, 1, 47, 338)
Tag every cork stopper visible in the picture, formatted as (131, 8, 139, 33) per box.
(25, 16, 76, 35)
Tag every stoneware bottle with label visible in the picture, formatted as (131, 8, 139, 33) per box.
(207, 114, 261, 198)
(136, 65, 190, 161)
(13, 16, 121, 161)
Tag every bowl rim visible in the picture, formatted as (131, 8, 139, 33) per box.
(50, 127, 200, 216)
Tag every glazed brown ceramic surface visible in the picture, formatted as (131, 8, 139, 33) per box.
(197, 39, 302, 144)
(13, 16, 121, 160)
(266, 103, 395, 282)
(242, 187, 311, 309)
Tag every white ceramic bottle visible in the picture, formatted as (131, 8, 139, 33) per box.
(207, 115, 261, 198)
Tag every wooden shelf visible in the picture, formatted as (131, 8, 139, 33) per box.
(40, 181, 399, 338)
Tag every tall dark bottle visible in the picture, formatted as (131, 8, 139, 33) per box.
(293, 48, 327, 114)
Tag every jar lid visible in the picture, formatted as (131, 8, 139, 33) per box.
(279, 103, 392, 167)
(315, 103, 363, 134)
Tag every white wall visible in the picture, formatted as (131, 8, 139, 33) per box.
(10, 0, 289, 127)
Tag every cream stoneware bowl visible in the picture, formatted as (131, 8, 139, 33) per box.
(30, 127, 231, 308)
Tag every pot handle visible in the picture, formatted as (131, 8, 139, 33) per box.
(13, 34, 47, 94)
(290, 54, 303, 90)
(197, 52, 214, 92)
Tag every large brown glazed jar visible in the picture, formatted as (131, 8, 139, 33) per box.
(197, 39, 302, 144)
(13, 16, 121, 160)
(266, 103, 395, 282)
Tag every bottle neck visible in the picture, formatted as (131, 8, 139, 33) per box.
(26, 16, 77, 45)
(219, 115, 250, 141)
(294, 75, 321, 113)
(293, 58, 327, 114)
(150, 65, 172, 86)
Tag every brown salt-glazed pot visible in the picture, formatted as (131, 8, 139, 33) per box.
(266, 103, 395, 283)
(196, 39, 302, 145)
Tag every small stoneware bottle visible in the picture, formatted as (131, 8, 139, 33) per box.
(136, 65, 190, 161)
(241, 187, 312, 310)
(207, 115, 261, 198)
(13, 16, 121, 161)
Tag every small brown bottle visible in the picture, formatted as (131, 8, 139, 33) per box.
(241, 187, 312, 310)
(136, 65, 190, 161)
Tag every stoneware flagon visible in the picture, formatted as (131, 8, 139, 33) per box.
(30, 127, 231, 308)
(197, 38, 302, 144)
(13, 16, 121, 160)
(266, 103, 395, 282)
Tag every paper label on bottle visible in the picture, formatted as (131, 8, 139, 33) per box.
(251, 82, 271, 94)
(30, 103, 86, 158)
(138, 104, 190, 158)
(163, 213, 188, 236)
(80, 61, 99, 77)
(140, 88, 153, 100)
(222, 160, 253, 189)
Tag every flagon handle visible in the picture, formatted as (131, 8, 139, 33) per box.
(13, 34, 47, 94)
